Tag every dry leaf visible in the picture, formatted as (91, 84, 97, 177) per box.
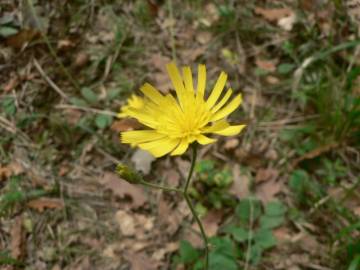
(100, 172, 147, 208)
(201, 210, 222, 237)
(278, 13, 296, 31)
(255, 168, 279, 183)
(229, 164, 250, 199)
(5, 28, 41, 49)
(255, 178, 283, 204)
(131, 149, 155, 174)
(27, 198, 64, 212)
(224, 138, 239, 150)
(164, 169, 180, 187)
(124, 251, 159, 270)
(111, 118, 141, 132)
(3, 74, 19, 92)
(11, 215, 25, 260)
(196, 31, 212, 45)
(152, 242, 179, 261)
(255, 59, 277, 72)
(254, 7, 293, 22)
(115, 210, 136, 236)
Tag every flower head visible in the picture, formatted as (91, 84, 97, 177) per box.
(120, 63, 245, 157)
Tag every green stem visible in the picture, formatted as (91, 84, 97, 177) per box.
(139, 180, 182, 193)
(183, 144, 209, 270)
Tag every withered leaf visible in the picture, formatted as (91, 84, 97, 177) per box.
(27, 198, 65, 212)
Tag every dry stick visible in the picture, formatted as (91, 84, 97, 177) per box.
(33, 59, 70, 101)
(55, 104, 118, 117)
(168, 0, 177, 62)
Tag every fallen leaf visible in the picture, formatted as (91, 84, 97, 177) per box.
(254, 7, 293, 22)
(164, 169, 181, 187)
(131, 149, 155, 175)
(11, 215, 25, 260)
(255, 59, 277, 72)
(5, 28, 41, 49)
(124, 251, 159, 270)
(278, 13, 296, 31)
(255, 178, 283, 204)
(27, 198, 64, 212)
(100, 172, 147, 208)
(3, 74, 19, 92)
(224, 138, 239, 150)
(152, 242, 179, 261)
(111, 118, 141, 132)
(115, 210, 136, 236)
(57, 39, 75, 50)
(255, 168, 279, 183)
(353, 206, 360, 217)
(229, 164, 250, 199)
(196, 31, 212, 45)
(74, 52, 89, 68)
(181, 46, 206, 62)
(0, 161, 24, 181)
(201, 210, 222, 237)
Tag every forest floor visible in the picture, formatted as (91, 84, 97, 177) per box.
(1, 0, 360, 270)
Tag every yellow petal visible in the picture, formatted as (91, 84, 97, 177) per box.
(140, 83, 164, 104)
(210, 94, 242, 122)
(211, 88, 233, 114)
(121, 130, 166, 145)
(196, 134, 216, 145)
(203, 119, 229, 133)
(206, 71, 227, 109)
(170, 139, 189, 156)
(183, 66, 194, 93)
(166, 62, 186, 108)
(212, 125, 246, 136)
(196, 64, 206, 100)
(139, 137, 180, 157)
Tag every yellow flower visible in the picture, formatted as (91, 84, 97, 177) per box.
(120, 62, 246, 157)
(117, 94, 144, 118)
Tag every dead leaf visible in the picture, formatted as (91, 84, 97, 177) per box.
(149, 53, 170, 71)
(115, 210, 136, 236)
(11, 215, 25, 260)
(57, 39, 75, 50)
(164, 169, 180, 187)
(278, 13, 296, 31)
(196, 31, 212, 45)
(111, 118, 141, 132)
(224, 138, 239, 150)
(27, 198, 64, 212)
(181, 46, 206, 62)
(3, 74, 19, 92)
(124, 251, 159, 270)
(131, 149, 155, 175)
(100, 172, 147, 208)
(254, 7, 293, 22)
(255, 178, 283, 204)
(74, 52, 89, 68)
(0, 161, 24, 181)
(5, 28, 41, 49)
(255, 59, 277, 72)
(255, 168, 279, 183)
(353, 206, 360, 217)
(229, 164, 250, 199)
(201, 210, 222, 237)
(152, 242, 179, 261)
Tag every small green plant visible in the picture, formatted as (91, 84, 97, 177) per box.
(191, 160, 235, 215)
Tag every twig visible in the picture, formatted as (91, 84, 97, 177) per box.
(55, 104, 118, 117)
(33, 59, 70, 101)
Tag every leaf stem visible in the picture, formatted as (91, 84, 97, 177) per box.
(183, 144, 209, 270)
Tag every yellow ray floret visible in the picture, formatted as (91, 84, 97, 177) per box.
(120, 62, 246, 157)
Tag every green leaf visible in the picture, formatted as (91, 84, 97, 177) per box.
(348, 255, 360, 270)
(107, 88, 122, 100)
(249, 243, 263, 265)
(259, 215, 284, 229)
(0, 26, 18, 37)
(289, 170, 308, 193)
(81, 87, 98, 104)
(264, 201, 287, 216)
(228, 227, 250, 243)
(209, 253, 237, 270)
(235, 198, 262, 224)
(95, 114, 113, 129)
(277, 63, 296, 74)
(254, 229, 277, 250)
(70, 97, 88, 107)
(179, 240, 200, 264)
(1, 97, 16, 116)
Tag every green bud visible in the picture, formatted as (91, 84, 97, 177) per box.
(116, 164, 143, 184)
